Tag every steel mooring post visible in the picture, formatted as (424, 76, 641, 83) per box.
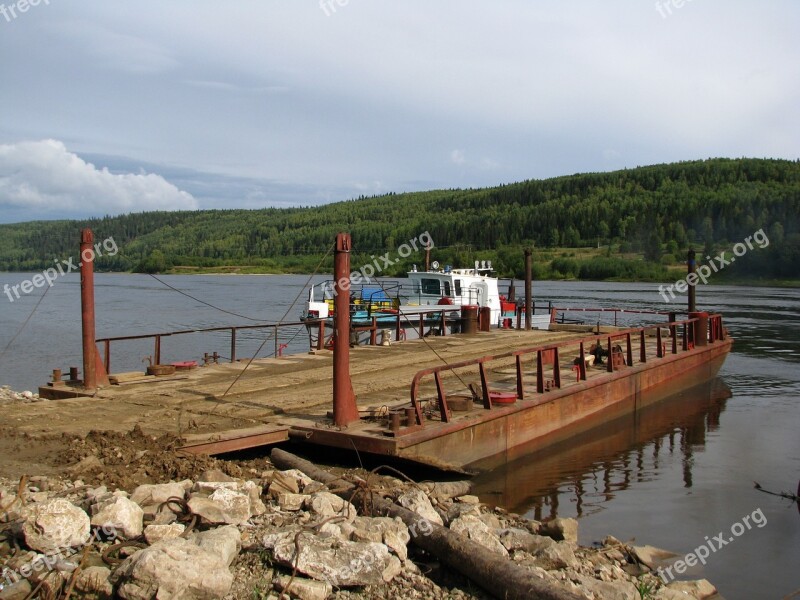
(687, 249, 697, 313)
(333, 233, 360, 427)
(80, 229, 97, 390)
(524, 248, 532, 330)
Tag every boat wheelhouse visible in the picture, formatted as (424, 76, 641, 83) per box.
(304, 260, 551, 341)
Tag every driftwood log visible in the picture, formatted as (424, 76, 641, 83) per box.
(270, 448, 588, 600)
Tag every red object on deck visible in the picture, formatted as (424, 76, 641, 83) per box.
(488, 391, 517, 404)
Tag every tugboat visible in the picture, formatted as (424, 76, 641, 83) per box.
(303, 259, 551, 346)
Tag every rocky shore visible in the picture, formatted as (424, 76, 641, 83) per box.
(0, 386, 43, 405)
(0, 431, 721, 600)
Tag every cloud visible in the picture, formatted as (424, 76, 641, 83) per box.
(0, 140, 197, 222)
(451, 149, 466, 165)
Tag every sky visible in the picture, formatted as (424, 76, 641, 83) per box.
(0, 1, 798, 223)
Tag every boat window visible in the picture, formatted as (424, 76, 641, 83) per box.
(443, 281, 451, 296)
(454, 279, 462, 296)
(420, 278, 441, 295)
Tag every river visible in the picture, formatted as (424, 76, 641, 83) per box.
(0, 274, 798, 598)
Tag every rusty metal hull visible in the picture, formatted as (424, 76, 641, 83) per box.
(399, 337, 732, 469)
(291, 336, 732, 471)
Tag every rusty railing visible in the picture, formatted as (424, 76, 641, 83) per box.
(409, 313, 726, 427)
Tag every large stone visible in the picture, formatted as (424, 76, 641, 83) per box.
(632, 545, 679, 569)
(498, 528, 556, 553)
(539, 517, 579, 544)
(74, 566, 113, 599)
(22, 498, 90, 553)
(576, 576, 638, 600)
(352, 516, 410, 561)
(187, 488, 251, 526)
(278, 493, 309, 511)
(111, 538, 234, 600)
(208, 487, 252, 525)
(144, 523, 185, 545)
(130, 482, 190, 507)
(306, 492, 357, 523)
(270, 532, 401, 586)
(269, 469, 313, 497)
(190, 525, 241, 567)
(273, 575, 332, 600)
(665, 579, 717, 599)
(0, 580, 32, 600)
(449, 515, 508, 557)
(534, 542, 579, 570)
(90, 496, 144, 539)
(396, 488, 443, 526)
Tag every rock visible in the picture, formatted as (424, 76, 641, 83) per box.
(0, 580, 32, 600)
(396, 488, 443, 526)
(449, 515, 508, 557)
(144, 523, 185, 545)
(576, 576, 638, 600)
(187, 488, 251, 526)
(190, 525, 241, 567)
(534, 542, 579, 570)
(242, 480, 267, 516)
(208, 487, 252, 525)
(666, 579, 717, 599)
(271, 533, 402, 586)
(498, 528, 556, 553)
(74, 566, 114, 600)
(90, 496, 144, 539)
(199, 469, 235, 482)
(306, 492, 357, 523)
(478, 512, 502, 530)
(111, 538, 234, 600)
(631, 545, 679, 569)
(269, 470, 312, 497)
(446, 502, 481, 523)
(352, 516, 410, 561)
(540, 517, 579, 544)
(27, 569, 65, 599)
(273, 575, 332, 600)
(22, 498, 90, 553)
(130, 482, 188, 511)
(278, 493, 309, 511)
(455, 494, 480, 504)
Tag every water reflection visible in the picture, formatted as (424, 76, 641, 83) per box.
(471, 379, 732, 521)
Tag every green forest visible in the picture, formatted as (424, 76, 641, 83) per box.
(1, 158, 798, 283)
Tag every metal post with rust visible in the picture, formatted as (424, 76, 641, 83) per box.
(332, 233, 360, 427)
(524, 248, 532, 330)
(687, 248, 697, 313)
(80, 229, 97, 390)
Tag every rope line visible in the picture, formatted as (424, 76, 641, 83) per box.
(0, 286, 50, 363)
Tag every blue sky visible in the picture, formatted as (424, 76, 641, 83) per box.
(1, 1, 798, 223)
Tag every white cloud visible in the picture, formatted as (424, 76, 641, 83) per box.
(451, 149, 466, 165)
(0, 140, 197, 219)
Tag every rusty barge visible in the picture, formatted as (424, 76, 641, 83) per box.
(31, 231, 732, 473)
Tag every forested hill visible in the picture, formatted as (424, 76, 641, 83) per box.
(1, 158, 799, 281)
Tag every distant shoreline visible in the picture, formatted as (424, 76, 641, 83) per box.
(1, 269, 798, 287)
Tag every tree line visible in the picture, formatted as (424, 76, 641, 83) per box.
(0, 158, 798, 282)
